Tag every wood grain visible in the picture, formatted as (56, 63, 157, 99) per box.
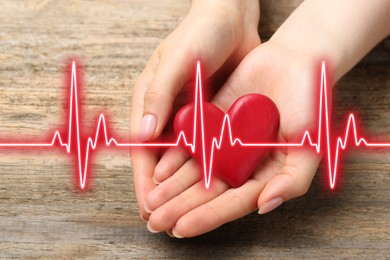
(0, 0, 389, 258)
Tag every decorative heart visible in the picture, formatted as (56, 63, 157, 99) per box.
(174, 94, 279, 188)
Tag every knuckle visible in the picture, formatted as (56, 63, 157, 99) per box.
(224, 189, 247, 215)
(144, 87, 174, 108)
(144, 88, 161, 104)
(295, 182, 310, 197)
(283, 166, 310, 198)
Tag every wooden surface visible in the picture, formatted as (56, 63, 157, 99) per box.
(0, 0, 389, 258)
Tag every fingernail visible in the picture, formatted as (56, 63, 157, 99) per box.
(144, 203, 153, 214)
(258, 197, 283, 215)
(139, 114, 157, 141)
(166, 230, 175, 238)
(172, 228, 183, 239)
(147, 222, 159, 233)
(139, 212, 148, 223)
(152, 175, 161, 185)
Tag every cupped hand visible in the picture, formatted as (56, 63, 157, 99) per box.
(130, 0, 261, 221)
(145, 41, 325, 237)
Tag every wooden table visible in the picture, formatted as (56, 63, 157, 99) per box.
(0, 0, 389, 258)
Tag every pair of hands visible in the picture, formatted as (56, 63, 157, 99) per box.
(130, 1, 322, 238)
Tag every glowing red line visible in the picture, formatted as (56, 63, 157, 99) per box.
(0, 61, 388, 190)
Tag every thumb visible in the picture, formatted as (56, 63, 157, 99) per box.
(139, 47, 240, 141)
(257, 148, 322, 214)
(139, 49, 195, 141)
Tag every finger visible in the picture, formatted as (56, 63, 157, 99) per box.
(131, 148, 159, 221)
(130, 54, 160, 221)
(130, 51, 160, 142)
(140, 48, 195, 141)
(172, 178, 262, 238)
(169, 155, 279, 238)
(147, 179, 229, 233)
(257, 148, 322, 214)
(145, 159, 201, 213)
(153, 147, 190, 184)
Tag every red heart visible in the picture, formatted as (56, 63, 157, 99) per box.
(174, 94, 279, 188)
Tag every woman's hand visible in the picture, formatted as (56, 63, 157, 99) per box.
(141, 0, 390, 237)
(145, 41, 323, 237)
(130, 0, 261, 221)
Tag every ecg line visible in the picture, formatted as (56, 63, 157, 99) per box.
(0, 61, 388, 190)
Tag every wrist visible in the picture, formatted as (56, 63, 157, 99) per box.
(190, 0, 260, 30)
(269, 0, 390, 84)
(268, 3, 346, 83)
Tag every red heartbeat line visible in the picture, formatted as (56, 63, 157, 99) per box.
(0, 61, 387, 190)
